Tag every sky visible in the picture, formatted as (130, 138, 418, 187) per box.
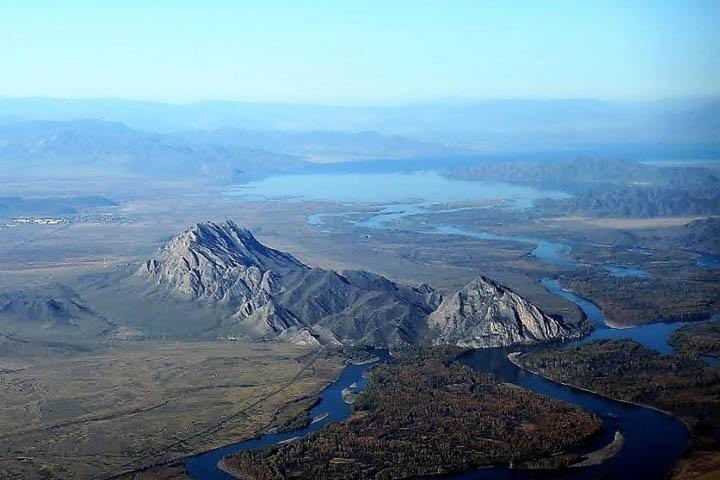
(1, 0, 719, 104)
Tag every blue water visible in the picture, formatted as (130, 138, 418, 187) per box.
(454, 345, 689, 480)
(224, 171, 570, 208)
(698, 253, 720, 270)
(185, 351, 390, 479)
(184, 175, 707, 479)
(307, 204, 602, 273)
(184, 268, 695, 480)
(541, 278, 691, 354)
(431, 225, 579, 270)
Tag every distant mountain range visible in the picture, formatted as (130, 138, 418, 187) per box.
(170, 127, 459, 163)
(445, 157, 718, 189)
(446, 157, 720, 217)
(2, 97, 719, 152)
(0, 120, 307, 181)
(536, 185, 720, 218)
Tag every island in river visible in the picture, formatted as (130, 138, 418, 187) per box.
(223, 348, 602, 480)
(514, 320, 720, 480)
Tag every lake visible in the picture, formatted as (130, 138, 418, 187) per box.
(224, 171, 570, 208)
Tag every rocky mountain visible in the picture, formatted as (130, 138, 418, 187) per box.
(427, 276, 579, 348)
(172, 128, 458, 163)
(139, 221, 306, 302)
(681, 217, 720, 254)
(134, 221, 581, 348)
(0, 283, 111, 340)
(0, 120, 307, 181)
(536, 184, 720, 218)
(137, 221, 440, 345)
(446, 158, 718, 189)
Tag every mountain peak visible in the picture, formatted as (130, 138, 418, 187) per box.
(165, 220, 305, 272)
(134, 222, 582, 347)
(427, 275, 579, 348)
(139, 220, 306, 302)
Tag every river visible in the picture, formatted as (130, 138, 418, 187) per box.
(184, 188, 704, 479)
(184, 227, 693, 479)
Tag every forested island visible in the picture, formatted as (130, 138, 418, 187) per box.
(561, 268, 720, 326)
(223, 349, 601, 479)
(515, 322, 720, 480)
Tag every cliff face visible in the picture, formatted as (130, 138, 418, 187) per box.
(137, 221, 580, 348)
(427, 276, 579, 348)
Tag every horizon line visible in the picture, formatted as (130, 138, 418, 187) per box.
(2, 94, 719, 109)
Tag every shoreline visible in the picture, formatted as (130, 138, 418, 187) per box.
(347, 355, 380, 365)
(507, 352, 691, 430)
(103, 349, 345, 480)
(570, 431, 624, 468)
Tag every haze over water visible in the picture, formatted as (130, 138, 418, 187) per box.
(225, 171, 570, 207)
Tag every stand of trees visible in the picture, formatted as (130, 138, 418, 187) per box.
(225, 349, 601, 480)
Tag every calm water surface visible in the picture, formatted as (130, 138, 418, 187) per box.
(225, 171, 569, 208)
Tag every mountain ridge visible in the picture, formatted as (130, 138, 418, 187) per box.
(134, 220, 582, 347)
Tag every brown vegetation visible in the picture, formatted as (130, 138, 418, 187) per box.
(562, 269, 720, 326)
(517, 331, 720, 480)
(225, 349, 601, 480)
(671, 321, 720, 359)
(0, 341, 342, 480)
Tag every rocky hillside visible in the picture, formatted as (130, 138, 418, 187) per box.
(681, 217, 720, 254)
(136, 221, 581, 347)
(536, 185, 720, 218)
(139, 221, 306, 302)
(138, 221, 439, 345)
(0, 120, 307, 182)
(0, 283, 112, 340)
(427, 276, 580, 348)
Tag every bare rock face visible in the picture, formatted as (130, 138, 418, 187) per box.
(427, 276, 579, 348)
(276, 327, 323, 347)
(138, 221, 437, 346)
(135, 221, 582, 348)
(139, 220, 306, 303)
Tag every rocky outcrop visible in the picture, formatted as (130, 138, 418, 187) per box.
(138, 221, 438, 346)
(139, 220, 306, 302)
(136, 221, 582, 348)
(0, 283, 111, 338)
(427, 276, 578, 348)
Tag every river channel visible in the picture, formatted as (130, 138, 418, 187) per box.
(185, 199, 701, 479)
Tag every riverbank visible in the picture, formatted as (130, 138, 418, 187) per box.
(571, 431, 624, 468)
(506, 352, 682, 421)
(223, 351, 602, 479)
(511, 334, 720, 480)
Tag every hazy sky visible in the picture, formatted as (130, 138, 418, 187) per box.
(2, 0, 719, 104)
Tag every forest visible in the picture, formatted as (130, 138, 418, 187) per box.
(224, 349, 601, 480)
(517, 332, 720, 451)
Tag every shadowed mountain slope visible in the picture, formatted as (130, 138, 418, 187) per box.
(131, 221, 581, 347)
(427, 276, 580, 348)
